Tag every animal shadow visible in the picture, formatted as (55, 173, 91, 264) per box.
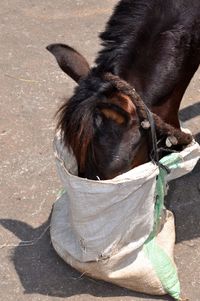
(179, 102, 200, 122)
(1, 217, 171, 300)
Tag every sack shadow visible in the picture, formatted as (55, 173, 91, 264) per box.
(0, 217, 173, 300)
(165, 116, 200, 243)
(165, 156, 200, 243)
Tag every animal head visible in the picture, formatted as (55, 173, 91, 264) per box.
(47, 44, 151, 179)
(47, 43, 192, 180)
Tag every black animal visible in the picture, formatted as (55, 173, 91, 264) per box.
(47, 0, 200, 180)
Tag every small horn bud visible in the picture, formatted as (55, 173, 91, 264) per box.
(141, 120, 151, 129)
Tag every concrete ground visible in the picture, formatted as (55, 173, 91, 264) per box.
(0, 1, 199, 301)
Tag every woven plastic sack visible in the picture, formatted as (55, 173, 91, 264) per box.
(51, 131, 200, 299)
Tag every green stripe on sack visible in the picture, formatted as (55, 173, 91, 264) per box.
(144, 154, 182, 300)
(160, 152, 182, 171)
(144, 239, 180, 300)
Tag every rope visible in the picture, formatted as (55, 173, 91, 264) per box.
(103, 73, 192, 147)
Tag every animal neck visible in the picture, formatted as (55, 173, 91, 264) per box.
(95, 0, 199, 130)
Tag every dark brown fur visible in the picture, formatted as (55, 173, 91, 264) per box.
(47, 0, 200, 179)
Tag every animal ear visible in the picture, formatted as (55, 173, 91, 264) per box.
(97, 93, 137, 126)
(46, 43, 90, 83)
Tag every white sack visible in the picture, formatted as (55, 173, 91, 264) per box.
(51, 131, 200, 298)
